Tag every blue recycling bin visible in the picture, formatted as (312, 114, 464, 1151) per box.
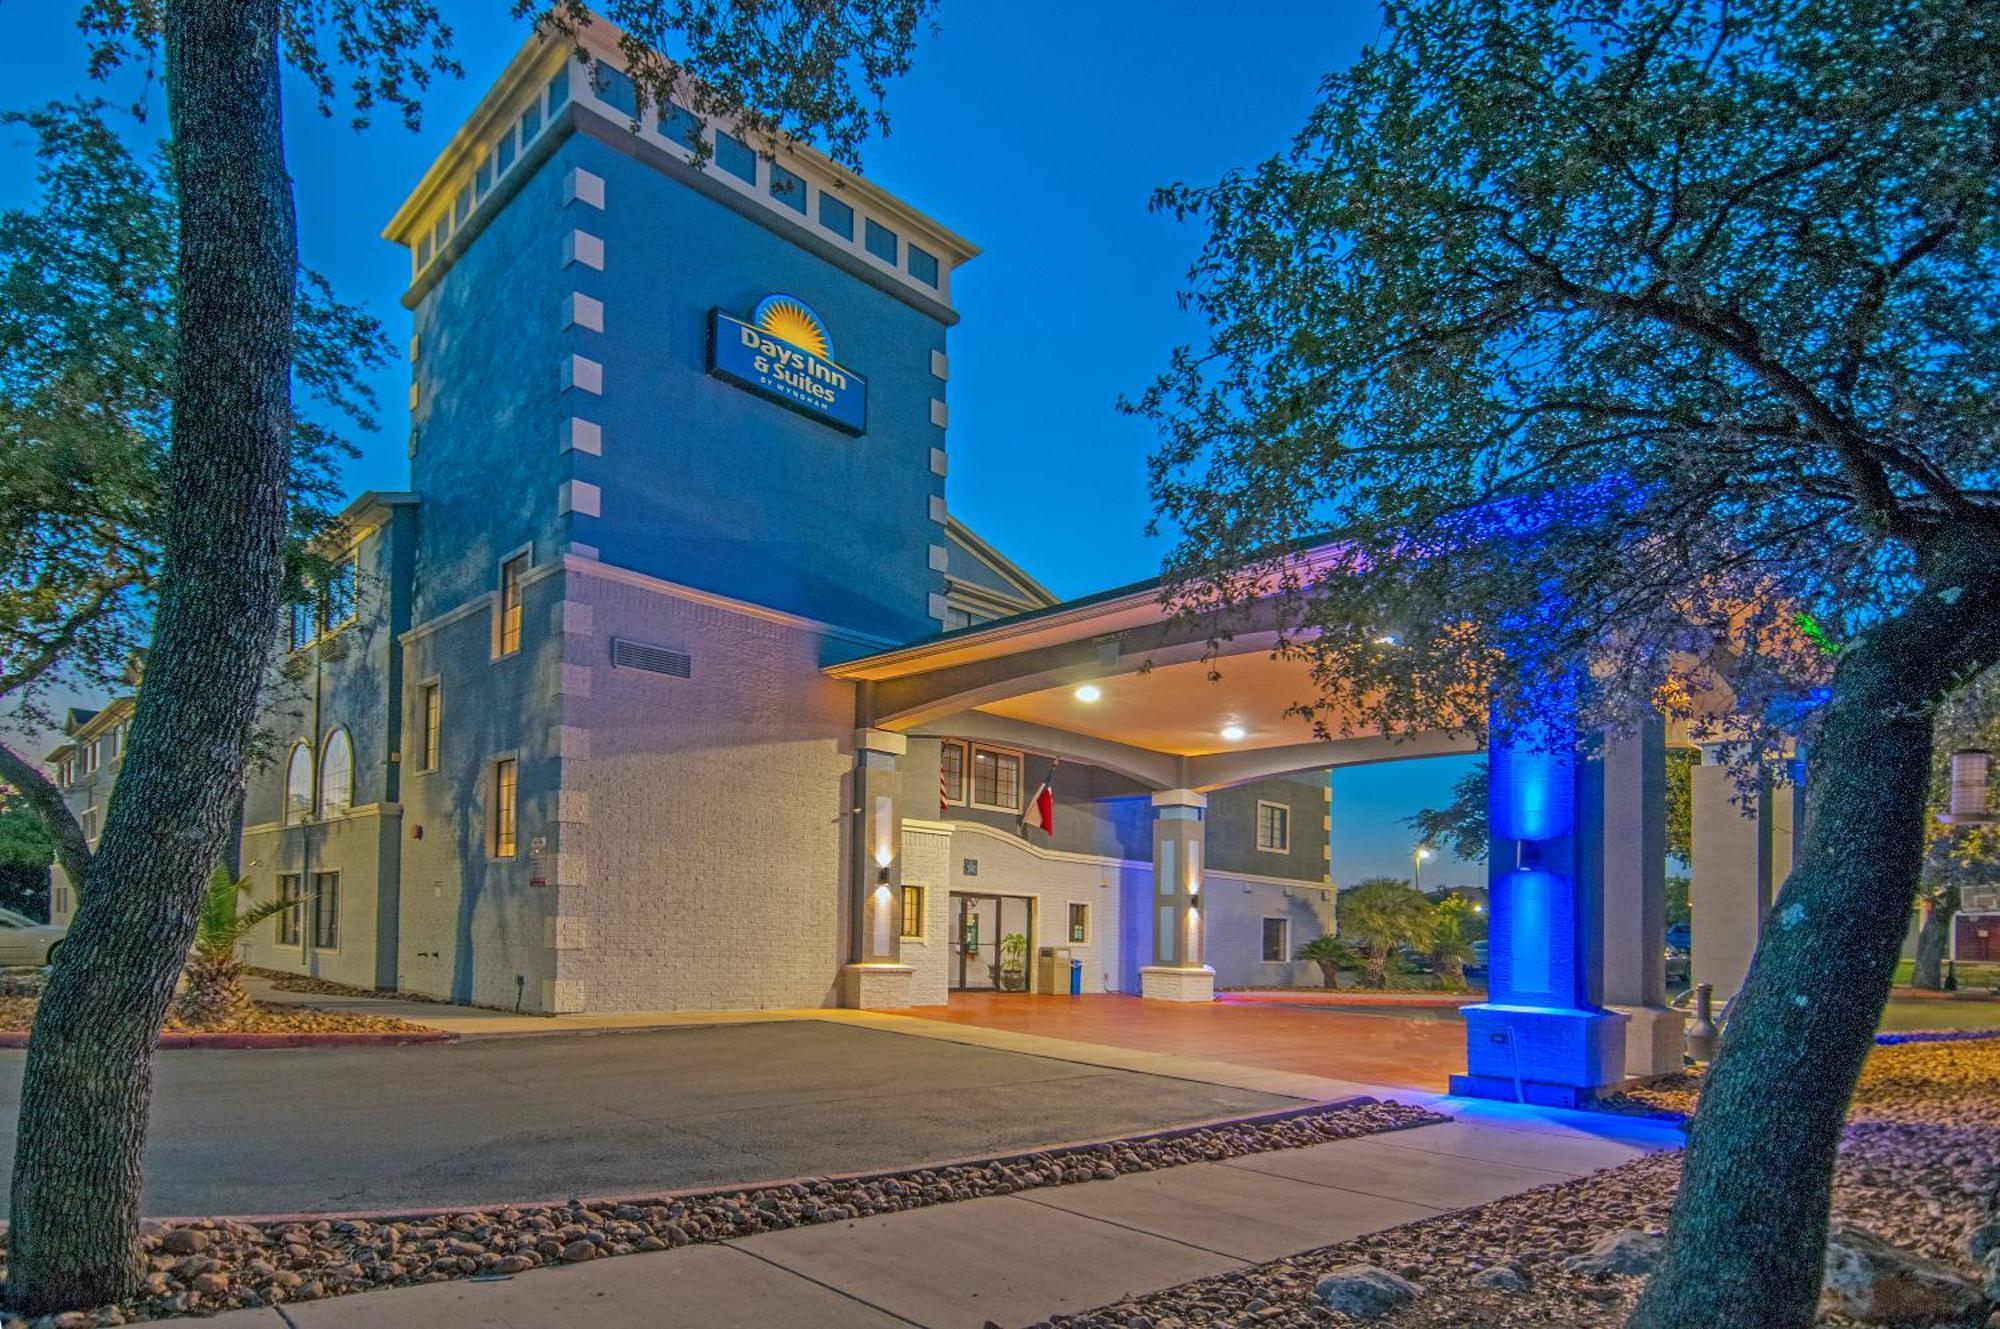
(1070, 958, 1083, 995)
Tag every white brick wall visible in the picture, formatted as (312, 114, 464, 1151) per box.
(941, 823, 1146, 994)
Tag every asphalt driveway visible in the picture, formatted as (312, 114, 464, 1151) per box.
(0, 1022, 1292, 1218)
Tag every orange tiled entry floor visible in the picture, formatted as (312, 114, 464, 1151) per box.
(906, 992, 1467, 1091)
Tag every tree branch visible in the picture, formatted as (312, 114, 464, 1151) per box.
(0, 740, 90, 893)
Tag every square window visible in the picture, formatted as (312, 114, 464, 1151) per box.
(900, 884, 924, 939)
(770, 162, 808, 213)
(432, 216, 449, 254)
(547, 66, 570, 112)
(453, 183, 471, 225)
(312, 871, 340, 950)
(908, 243, 940, 287)
(289, 598, 317, 650)
(970, 745, 1021, 812)
(939, 740, 966, 806)
(716, 132, 757, 184)
(593, 64, 638, 118)
(1257, 801, 1291, 853)
(661, 100, 701, 152)
(416, 234, 433, 269)
(864, 217, 898, 265)
(1069, 903, 1088, 944)
(819, 192, 855, 240)
(324, 555, 358, 628)
(477, 153, 494, 194)
(1262, 917, 1290, 963)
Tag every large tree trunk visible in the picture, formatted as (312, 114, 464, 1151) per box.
(1629, 520, 2000, 1329)
(1910, 883, 1957, 990)
(4, 0, 294, 1312)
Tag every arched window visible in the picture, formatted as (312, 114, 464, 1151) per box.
(319, 729, 353, 816)
(284, 743, 313, 824)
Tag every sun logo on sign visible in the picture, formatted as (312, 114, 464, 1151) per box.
(752, 294, 835, 362)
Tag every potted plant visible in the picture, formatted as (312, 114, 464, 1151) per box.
(998, 932, 1029, 991)
(1296, 934, 1361, 989)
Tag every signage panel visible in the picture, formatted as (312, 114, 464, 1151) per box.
(707, 300, 867, 435)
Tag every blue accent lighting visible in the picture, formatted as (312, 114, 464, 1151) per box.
(1489, 740, 1574, 842)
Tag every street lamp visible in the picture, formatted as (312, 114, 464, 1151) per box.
(1412, 845, 1433, 893)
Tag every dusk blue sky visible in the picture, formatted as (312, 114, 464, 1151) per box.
(0, 1, 1480, 885)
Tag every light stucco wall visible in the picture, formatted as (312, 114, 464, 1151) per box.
(1205, 872, 1336, 989)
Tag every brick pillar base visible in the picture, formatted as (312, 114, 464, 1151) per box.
(839, 962, 916, 1010)
(1139, 965, 1215, 1002)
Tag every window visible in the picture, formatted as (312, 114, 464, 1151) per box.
(660, 100, 701, 151)
(770, 163, 807, 213)
(1069, 903, 1088, 944)
(311, 871, 340, 950)
(284, 743, 313, 824)
(289, 597, 317, 650)
(970, 745, 1022, 812)
(547, 66, 570, 113)
(593, 64, 637, 118)
(324, 555, 358, 629)
(818, 192, 854, 240)
(432, 215, 449, 257)
(1262, 917, 1290, 963)
(56, 758, 72, 788)
(908, 243, 940, 287)
(319, 729, 353, 816)
(498, 553, 528, 655)
(453, 183, 471, 226)
(716, 132, 757, 184)
(477, 152, 494, 195)
(900, 884, 924, 939)
(417, 233, 433, 269)
(276, 874, 303, 946)
(497, 129, 517, 174)
(864, 217, 898, 265)
(1256, 801, 1291, 854)
(493, 758, 518, 857)
(520, 98, 542, 143)
(420, 682, 440, 771)
(939, 740, 966, 806)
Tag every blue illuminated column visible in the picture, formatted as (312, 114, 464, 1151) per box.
(1451, 699, 1629, 1106)
(839, 728, 916, 1009)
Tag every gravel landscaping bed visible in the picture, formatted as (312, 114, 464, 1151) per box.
(0, 1098, 1442, 1324)
(1049, 1037, 2000, 1328)
(0, 996, 429, 1037)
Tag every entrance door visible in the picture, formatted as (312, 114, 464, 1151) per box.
(949, 893, 1033, 991)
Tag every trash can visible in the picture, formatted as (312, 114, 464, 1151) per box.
(1036, 946, 1072, 994)
(1069, 958, 1083, 995)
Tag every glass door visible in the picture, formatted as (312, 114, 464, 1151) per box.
(950, 893, 1035, 991)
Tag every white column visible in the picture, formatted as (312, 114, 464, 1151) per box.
(1596, 720, 1683, 1076)
(1139, 789, 1215, 1001)
(1689, 754, 1798, 1007)
(839, 728, 916, 1009)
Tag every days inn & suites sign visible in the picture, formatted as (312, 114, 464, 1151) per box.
(707, 294, 867, 435)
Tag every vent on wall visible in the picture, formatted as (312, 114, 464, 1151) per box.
(610, 638, 691, 678)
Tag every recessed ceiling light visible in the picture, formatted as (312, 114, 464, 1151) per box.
(1074, 684, 1102, 703)
(1220, 723, 1247, 742)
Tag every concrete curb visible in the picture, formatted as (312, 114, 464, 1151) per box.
(0, 1029, 458, 1051)
(157, 1093, 1415, 1226)
(1218, 991, 1479, 1009)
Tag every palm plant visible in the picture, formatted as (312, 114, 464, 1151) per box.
(1296, 934, 1360, 989)
(1428, 895, 1480, 991)
(1336, 879, 1435, 988)
(174, 866, 290, 1028)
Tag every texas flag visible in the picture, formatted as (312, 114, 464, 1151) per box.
(1022, 763, 1056, 836)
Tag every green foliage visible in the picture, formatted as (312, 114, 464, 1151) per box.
(1136, 0, 2000, 769)
(192, 866, 291, 959)
(0, 795, 54, 921)
(0, 101, 387, 717)
(1666, 874, 1691, 929)
(1428, 895, 1479, 990)
(1295, 933, 1360, 988)
(1337, 879, 1435, 988)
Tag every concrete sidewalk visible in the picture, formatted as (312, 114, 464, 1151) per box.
(204, 1108, 1683, 1328)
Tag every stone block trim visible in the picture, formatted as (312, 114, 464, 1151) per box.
(564, 229, 605, 269)
(558, 600, 594, 637)
(546, 915, 590, 950)
(561, 418, 603, 456)
(567, 293, 605, 333)
(542, 977, 587, 1012)
(552, 724, 592, 761)
(929, 398, 948, 428)
(558, 662, 593, 697)
(555, 789, 591, 824)
(560, 479, 602, 518)
(927, 544, 950, 573)
(563, 355, 604, 394)
(929, 447, 947, 477)
(927, 592, 951, 623)
(547, 852, 589, 887)
(928, 495, 948, 524)
(930, 349, 949, 380)
(564, 167, 605, 209)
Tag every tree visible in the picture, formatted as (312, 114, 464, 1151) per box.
(7, 3, 936, 1313)
(173, 866, 289, 1027)
(1428, 894, 1480, 991)
(0, 795, 54, 921)
(1336, 879, 1434, 988)
(1296, 933, 1360, 989)
(1135, 2, 2000, 1324)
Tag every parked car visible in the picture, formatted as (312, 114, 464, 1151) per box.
(0, 908, 65, 967)
(1665, 922, 1691, 952)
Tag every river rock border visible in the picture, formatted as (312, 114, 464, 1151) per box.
(0, 1097, 1445, 1324)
